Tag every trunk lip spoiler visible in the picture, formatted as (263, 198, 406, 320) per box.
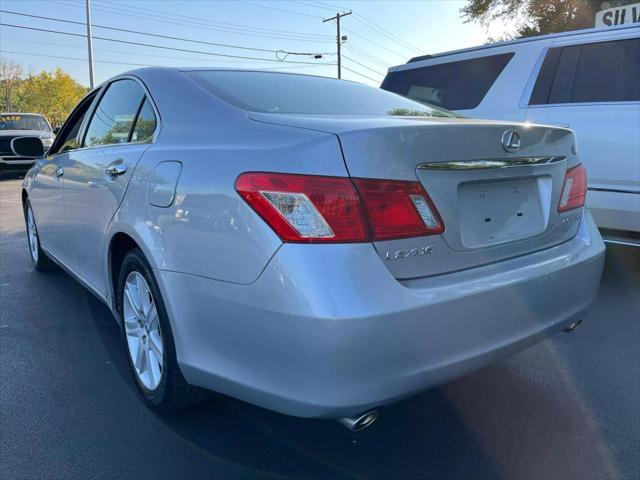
(417, 156, 565, 170)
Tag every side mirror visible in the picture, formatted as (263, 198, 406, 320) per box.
(53, 126, 61, 134)
(11, 136, 46, 158)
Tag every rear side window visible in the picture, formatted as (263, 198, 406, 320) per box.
(84, 79, 145, 147)
(530, 38, 640, 105)
(573, 39, 640, 102)
(131, 99, 157, 143)
(381, 53, 514, 110)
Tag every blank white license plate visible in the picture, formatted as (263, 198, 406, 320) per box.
(458, 179, 546, 248)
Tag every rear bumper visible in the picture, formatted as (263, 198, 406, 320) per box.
(155, 211, 605, 419)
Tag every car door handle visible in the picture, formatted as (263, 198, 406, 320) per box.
(105, 162, 127, 176)
(55, 167, 64, 177)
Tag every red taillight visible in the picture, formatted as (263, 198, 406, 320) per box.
(235, 172, 368, 243)
(235, 172, 445, 243)
(558, 164, 587, 212)
(352, 178, 444, 240)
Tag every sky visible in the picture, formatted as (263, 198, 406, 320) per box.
(0, 0, 508, 87)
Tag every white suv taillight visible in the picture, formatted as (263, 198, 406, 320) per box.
(558, 164, 587, 212)
(235, 172, 444, 243)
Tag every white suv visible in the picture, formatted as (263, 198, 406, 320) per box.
(382, 24, 640, 245)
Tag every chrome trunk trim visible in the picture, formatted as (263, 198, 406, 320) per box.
(417, 156, 565, 170)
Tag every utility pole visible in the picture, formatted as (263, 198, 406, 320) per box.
(85, 0, 95, 88)
(323, 11, 351, 79)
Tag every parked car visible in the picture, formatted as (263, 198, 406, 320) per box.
(0, 113, 55, 173)
(15, 69, 604, 430)
(381, 23, 640, 246)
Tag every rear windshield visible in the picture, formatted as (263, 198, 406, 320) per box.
(0, 114, 51, 131)
(381, 53, 514, 110)
(184, 70, 456, 117)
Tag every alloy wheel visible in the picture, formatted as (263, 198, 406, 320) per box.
(26, 205, 39, 264)
(123, 271, 164, 390)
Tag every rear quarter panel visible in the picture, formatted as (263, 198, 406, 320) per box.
(109, 119, 347, 286)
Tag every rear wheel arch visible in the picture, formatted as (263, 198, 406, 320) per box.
(108, 232, 142, 311)
(116, 247, 209, 410)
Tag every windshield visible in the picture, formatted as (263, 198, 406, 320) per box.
(0, 114, 51, 131)
(185, 70, 456, 117)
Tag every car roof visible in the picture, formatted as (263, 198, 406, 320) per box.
(125, 66, 339, 77)
(404, 23, 640, 64)
(116, 66, 365, 88)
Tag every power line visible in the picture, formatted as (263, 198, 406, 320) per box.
(0, 10, 334, 56)
(0, 23, 335, 66)
(341, 27, 408, 59)
(340, 54, 385, 77)
(341, 65, 382, 84)
(96, 0, 332, 38)
(110, 1, 405, 66)
(257, 63, 336, 71)
(0, 49, 153, 68)
(305, 0, 350, 11)
(291, 0, 343, 12)
(0, 36, 333, 66)
(50, 2, 404, 76)
(304, 0, 422, 53)
(299, 0, 414, 61)
(344, 44, 390, 68)
(52, 0, 333, 43)
(351, 15, 422, 54)
(0, 49, 337, 72)
(238, 1, 322, 19)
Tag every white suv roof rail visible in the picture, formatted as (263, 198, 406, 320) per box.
(405, 23, 640, 65)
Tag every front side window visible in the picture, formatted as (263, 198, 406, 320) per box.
(530, 38, 640, 105)
(84, 79, 145, 147)
(380, 53, 514, 110)
(0, 114, 51, 131)
(58, 114, 86, 153)
(48, 91, 97, 155)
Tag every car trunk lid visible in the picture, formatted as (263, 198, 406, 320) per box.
(249, 113, 582, 279)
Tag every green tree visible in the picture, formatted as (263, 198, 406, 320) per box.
(0, 59, 25, 112)
(461, 0, 637, 39)
(20, 67, 88, 126)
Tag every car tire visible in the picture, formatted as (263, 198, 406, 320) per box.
(24, 198, 57, 272)
(117, 248, 210, 411)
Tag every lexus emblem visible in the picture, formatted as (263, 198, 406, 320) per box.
(501, 130, 521, 153)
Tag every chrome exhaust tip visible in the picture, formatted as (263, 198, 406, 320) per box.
(338, 410, 379, 431)
(564, 319, 583, 332)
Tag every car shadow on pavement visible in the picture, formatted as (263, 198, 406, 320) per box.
(0, 171, 26, 182)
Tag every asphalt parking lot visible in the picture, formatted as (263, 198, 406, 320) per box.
(1, 175, 638, 480)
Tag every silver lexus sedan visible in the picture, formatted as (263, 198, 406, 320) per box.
(14, 68, 605, 431)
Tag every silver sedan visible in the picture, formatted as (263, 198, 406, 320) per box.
(14, 68, 604, 431)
